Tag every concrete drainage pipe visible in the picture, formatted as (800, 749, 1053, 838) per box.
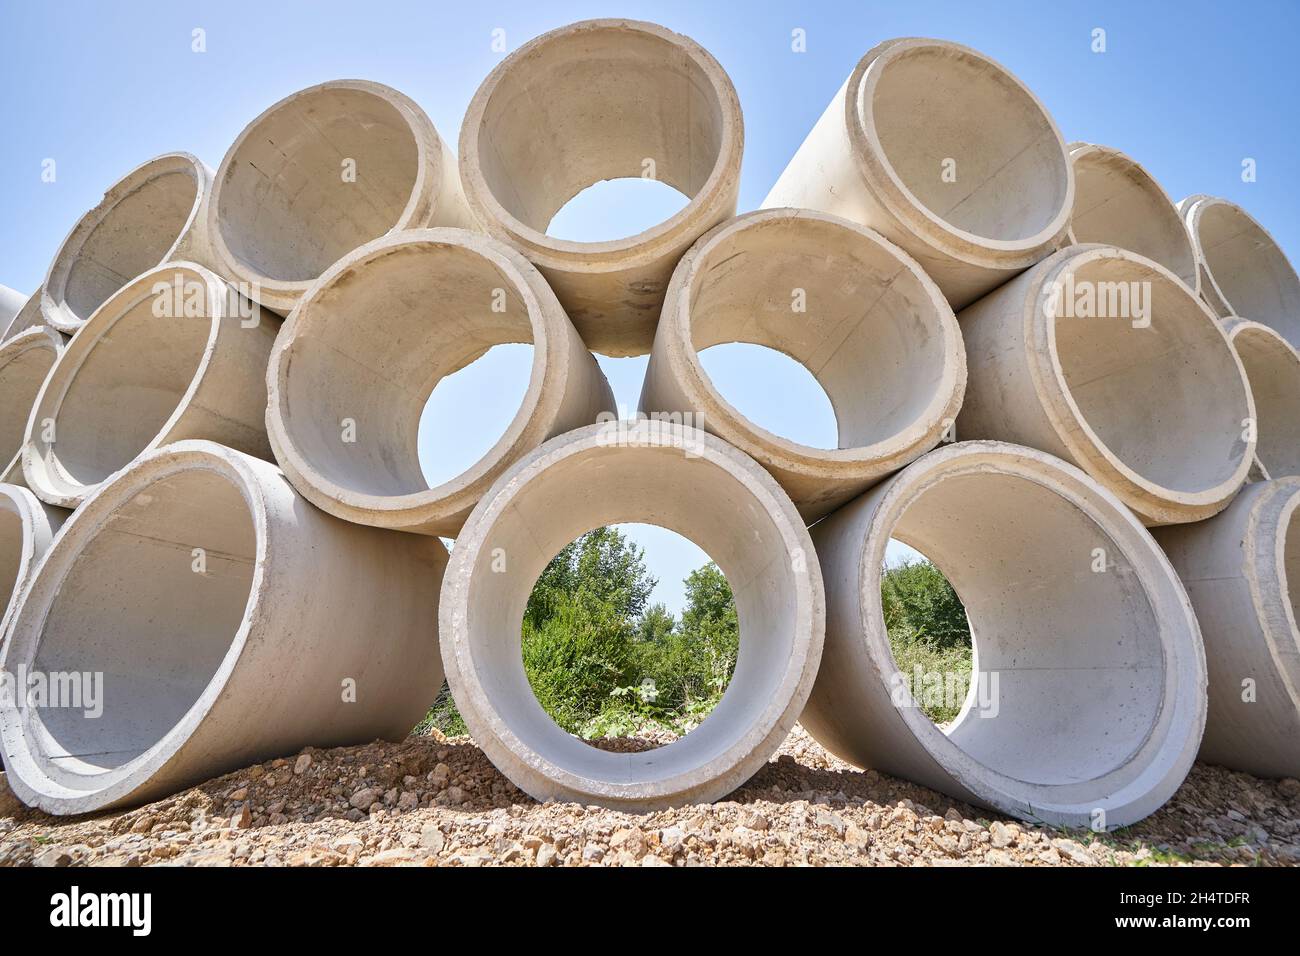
(267, 229, 615, 536)
(762, 38, 1073, 310)
(640, 208, 966, 522)
(1223, 318, 1300, 480)
(459, 19, 744, 357)
(0, 285, 24, 328)
(0, 484, 67, 639)
(0, 441, 447, 814)
(40, 153, 217, 335)
(957, 244, 1254, 526)
(805, 441, 1206, 828)
(1068, 143, 1198, 294)
(23, 263, 278, 509)
(208, 79, 474, 316)
(1153, 479, 1300, 779)
(441, 421, 824, 809)
(1, 291, 45, 344)
(1180, 195, 1300, 346)
(0, 326, 63, 486)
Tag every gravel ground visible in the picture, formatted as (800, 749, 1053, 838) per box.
(2, 726, 1297, 867)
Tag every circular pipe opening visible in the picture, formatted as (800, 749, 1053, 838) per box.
(0, 329, 61, 478)
(44, 154, 205, 331)
(857, 41, 1071, 245)
(1068, 144, 1197, 292)
(1226, 320, 1300, 479)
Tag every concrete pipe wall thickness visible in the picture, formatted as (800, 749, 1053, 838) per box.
(0, 483, 67, 642)
(0, 326, 63, 487)
(1223, 318, 1300, 480)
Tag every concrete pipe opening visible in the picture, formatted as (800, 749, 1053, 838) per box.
(957, 245, 1253, 525)
(1224, 318, 1300, 479)
(0, 326, 62, 485)
(441, 421, 823, 809)
(41, 153, 210, 334)
(459, 19, 744, 357)
(0, 484, 65, 640)
(0, 441, 446, 813)
(267, 229, 614, 536)
(640, 208, 965, 522)
(1, 291, 44, 343)
(762, 38, 1073, 309)
(23, 263, 278, 509)
(805, 441, 1205, 827)
(209, 80, 471, 314)
(1068, 144, 1198, 293)
(1154, 478, 1300, 778)
(1181, 196, 1300, 345)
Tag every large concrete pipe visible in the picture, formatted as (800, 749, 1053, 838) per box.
(0, 285, 24, 328)
(761, 38, 1073, 310)
(1153, 479, 1300, 779)
(39, 153, 217, 335)
(458, 19, 744, 357)
(0, 326, 62, 486)
(1223, 318, 1300, 480)
(441, 421, 824, 809)
(0, 440, 447, 814)
(639, 208, 966, 522)
(0, 291, 44, 343)
(267, 228, 615, 536)
(1180, 195, 1300, 346)
(956, 244, 1254, 526)
(1067, 143, 1198, 294)
(805, 441, 1206, 828)
(0, 484, 66, 639)
(207, 79, 474, 315)
(23, 263, 278, 509)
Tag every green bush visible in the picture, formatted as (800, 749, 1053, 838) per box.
(881, 557, 973, 725)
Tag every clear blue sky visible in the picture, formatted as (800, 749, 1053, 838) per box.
(3, 1, 1297, 613)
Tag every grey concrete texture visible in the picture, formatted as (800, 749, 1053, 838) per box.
(266, 228, 615, 536)
(1222, 317, 1300, 481)
(23, 262, 279, 509)
(1179, 194, 1300, 348)
(956, 243, 1255, 526)
(762, 38, 1074, 310)
(458, 19, 744, 357)
(0, 291, 47, 344)
(0, 286, 24, 330)
(639, 208, 966, 523)
(208, 79, 475, 316)
(38, 153, 220, 335)
(0, 441, 447, 815)
(1153, 478, 1300, 779)
(0, 483, 67, 642)
(440, 420, 824, 809)
(0, 325, 63, 488)
(1067, 143, 1199, 294)
(804, 440, 1207, 828)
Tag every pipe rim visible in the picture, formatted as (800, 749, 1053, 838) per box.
(0, 326, 63, 483)
(0, 440, 268, 814)
(206, 79, 441, 307)
(266, 228, 570, 533)
(847, 38, 1074, 264)
(0, 483, 59, 639)
(1026, 244, 1254, 524)
(1223, 317, 1300, 480)
(0, 291, 43, 344)
(1244, 478, 1300, 712)
(457, 18, 744, 270)
(856, 441, 1205, 824)
(22, 262, 230, 509)
(441, 420, 824, 808)
(41, 153, 210, 334)
(658, 207, 966, 477)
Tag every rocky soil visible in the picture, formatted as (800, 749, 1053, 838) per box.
(2, 726, 1297, 867)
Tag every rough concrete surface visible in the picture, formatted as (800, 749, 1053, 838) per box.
(1223, 317, 1300, 479)
(0, 325, 62, 487)
(0, 483, 67, 641)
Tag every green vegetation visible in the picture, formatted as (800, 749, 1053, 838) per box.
(419, 527, 738, 740)
(881, 557, 973, 725)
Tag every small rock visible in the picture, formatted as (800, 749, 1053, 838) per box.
(349, 788, 380, 810)
(34, 846, 74, 867)
(419, 824, 445, 852)
(536, 844, 559, 867)
(293, 753, 312, 775)
(989, 821, 1015, 849)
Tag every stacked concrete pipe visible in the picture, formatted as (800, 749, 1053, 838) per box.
(440, 421, 823, 809)
(0, 484, 67, 640)
(23, 262, 278, 509)
(0, 286, 24, 330)
(762, 38, 1074, 309)
(1067, 143, 1199, 294)
(804, 441, 1207, 828)
(640, 208, 966, 522)
(39, 153, 219, 335)
(0, 292, 44, 344)
(0, 441, 447, 814)
(1223, 318, 1300, 480)
(1154, 478, 1300, 779)
(1180, 195, 1300, 347)
(459, 18, 744, 356)
(207, 79, 475, 316)
(0, 326, 63, 486)
(956, 244, 1254, 525)
(266, 228, 615, 536)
